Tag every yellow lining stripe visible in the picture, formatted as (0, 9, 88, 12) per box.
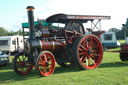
(40, 40, 42, 49)
(52, 41, 55, 50)
(26, 8, 34, 11)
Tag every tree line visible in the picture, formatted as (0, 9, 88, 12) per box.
(0, 27, 22, 36)
(108, 25, 127, 40)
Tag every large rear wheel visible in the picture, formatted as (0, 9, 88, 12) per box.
(73, 34, 103, 69)
(35, 51, 55, 77)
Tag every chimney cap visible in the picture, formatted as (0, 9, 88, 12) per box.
(26, 6, 35, 10)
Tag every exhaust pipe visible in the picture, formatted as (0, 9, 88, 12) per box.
(26, 6, 35, 39)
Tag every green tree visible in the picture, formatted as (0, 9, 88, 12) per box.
(108, 28, 120, 33)
(0, 27, 23, 36)
(8, 29, 23, 36)
(17, 29, 23, 35)
(0, 27, 8, 36)
(108, 28, 124, 40)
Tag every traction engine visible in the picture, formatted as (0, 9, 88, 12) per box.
(13, 6, 110, 76)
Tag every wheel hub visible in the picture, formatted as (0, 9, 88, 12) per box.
(20, 62, 25, 66)
(45, 62, 49, 67)
(87, 49, 91, 55)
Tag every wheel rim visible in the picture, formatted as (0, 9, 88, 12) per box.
(37, 52, 55, 76)
(78, 35, 103, 69)
(65, 20, 85, 44)
(15, 53, 33, 75)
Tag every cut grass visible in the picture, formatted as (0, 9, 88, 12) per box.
(118, 40, 125, 44)
(0, 51, 128, 85)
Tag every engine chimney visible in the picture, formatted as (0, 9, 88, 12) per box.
(26, 6, 35, 39)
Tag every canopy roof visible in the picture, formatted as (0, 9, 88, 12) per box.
(46, 13, 111, 23)
(22, 13, 111, 28)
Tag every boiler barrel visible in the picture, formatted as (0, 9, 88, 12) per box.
(25, 39, 66, 54)
(40, 40, 66, 51)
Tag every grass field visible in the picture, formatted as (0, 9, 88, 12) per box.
(118, 40, 125, 44)
(0, 51, 128, 85)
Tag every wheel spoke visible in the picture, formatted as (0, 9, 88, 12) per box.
(23, 56, 27, 61)
(75, 24, 80, 31)
(38, 60, 44, 65)
(48, 66, 51, 71)
(80, 45, 87, 51)
(74, 25, 83, 36)
(47, 58, 51, 63)
(81, 55, 87, 63)
(40, 57, 44, 62)
(88, 40, 94, 47)
(80, 55, 85, 61)
(75, 31, 82, 35)
(71, 22, 75, 32)
(92, 45, 99, 49)
(88, 56, 90, 66)
(68, 34, 74, 42)
(90, 57, 95, 64)
(18, 57, 22, 62)
(20, 66, 23, 72)
(85, 58, 88, 66)
(85, 40, 89, 48)
(91, 49, 98, 53)
(79, 52, 86, 56)
(19, 67, 22, 72)
(78, 47, 84, 52)
(44, 54, 48, 62)
(65, 30, 74, 34)
(42, 67, 47, 73)
(39, 64, 44, 70)
(44, 68, 48, 74)
(83, 40, 86, 47)
(90, 54, 95, 60)
(92, 53, 100, 56)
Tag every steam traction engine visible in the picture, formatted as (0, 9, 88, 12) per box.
(13, 6, 110, 76)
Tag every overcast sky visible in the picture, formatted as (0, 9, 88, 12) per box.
(0, 0, 128, 32)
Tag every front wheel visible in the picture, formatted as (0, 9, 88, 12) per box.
(13, 52, 33, 75)
(35, 51, 55, 77)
